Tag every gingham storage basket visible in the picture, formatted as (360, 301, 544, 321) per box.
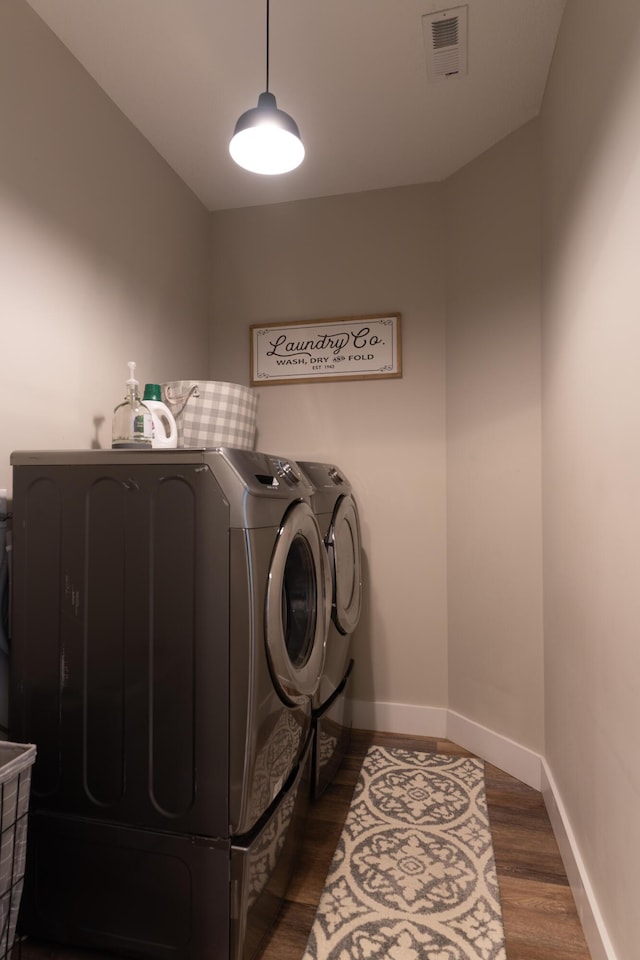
(0, 742, 36, 960)
(161, 381, 258, 450)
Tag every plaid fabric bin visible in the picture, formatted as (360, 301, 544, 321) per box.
(161, 381, 258, 449)
(0, 742, 36, 960)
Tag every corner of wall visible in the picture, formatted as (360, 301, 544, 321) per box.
(351, 699, 542, 788)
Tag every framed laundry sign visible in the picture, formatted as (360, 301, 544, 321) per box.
(250, 313, 402, 386)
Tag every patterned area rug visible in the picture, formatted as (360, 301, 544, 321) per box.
(303, 746, 506, 960)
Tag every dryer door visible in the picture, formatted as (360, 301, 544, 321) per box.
(266, 501, 331, 702)
(328, 494, 362, 635)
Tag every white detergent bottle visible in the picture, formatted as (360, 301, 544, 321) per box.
(143, 383, 178, 448)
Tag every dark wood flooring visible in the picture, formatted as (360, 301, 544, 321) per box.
(257, 729, 592, 960)
(12, 729, 592, 960)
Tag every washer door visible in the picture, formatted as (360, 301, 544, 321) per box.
(266, 500, 331, 703)
(327, 494, 362, 635)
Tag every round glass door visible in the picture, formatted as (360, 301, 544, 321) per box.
(266, 500, 331, 703)
(328, 494, 362, 635)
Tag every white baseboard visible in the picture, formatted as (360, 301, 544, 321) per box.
(350, 698, 616, 960)
(541, 760, 619, 960)
(446, 710, 542, 790)
(351, 699, 447, 738)
(351, 700, 542, 788)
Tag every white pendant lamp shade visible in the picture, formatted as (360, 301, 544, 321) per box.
(229, 91, 305, 175)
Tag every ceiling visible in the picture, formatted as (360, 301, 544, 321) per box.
(25, 0, 566, 212)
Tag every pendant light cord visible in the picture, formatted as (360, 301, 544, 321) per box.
(265, 0, 270, 92)
(229, 0, 305, 173)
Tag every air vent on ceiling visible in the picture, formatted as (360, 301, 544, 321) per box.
(422, 5, 468, 83)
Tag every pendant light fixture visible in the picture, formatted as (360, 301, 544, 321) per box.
(229, 0, 305, 175)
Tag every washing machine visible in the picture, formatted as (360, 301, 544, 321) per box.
(297, 461, 362, 798)
(10, 446, 331, 960)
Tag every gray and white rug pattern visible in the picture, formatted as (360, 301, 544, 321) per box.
(303, 746, 506, 960)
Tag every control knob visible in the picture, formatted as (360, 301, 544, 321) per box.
(278, 461, 300, 485)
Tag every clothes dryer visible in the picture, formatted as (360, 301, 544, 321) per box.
(10, 447, 331, 960)
(297, 461, 362, 798)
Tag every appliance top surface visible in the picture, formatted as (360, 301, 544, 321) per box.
(10, 447, 314, 502)
(10, 448, 211, 465)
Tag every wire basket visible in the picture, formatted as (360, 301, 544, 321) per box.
(0, 743, 36, 960)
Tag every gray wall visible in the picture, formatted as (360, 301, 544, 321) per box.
(542, 1, 640, 956)
(210, 186, 450, 712)
(0, 0, 210, 482)
(445, 120, 544, 754)
(209, 135, 545, 757)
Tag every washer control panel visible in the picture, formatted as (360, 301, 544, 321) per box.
(219, 447, 309, 495)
